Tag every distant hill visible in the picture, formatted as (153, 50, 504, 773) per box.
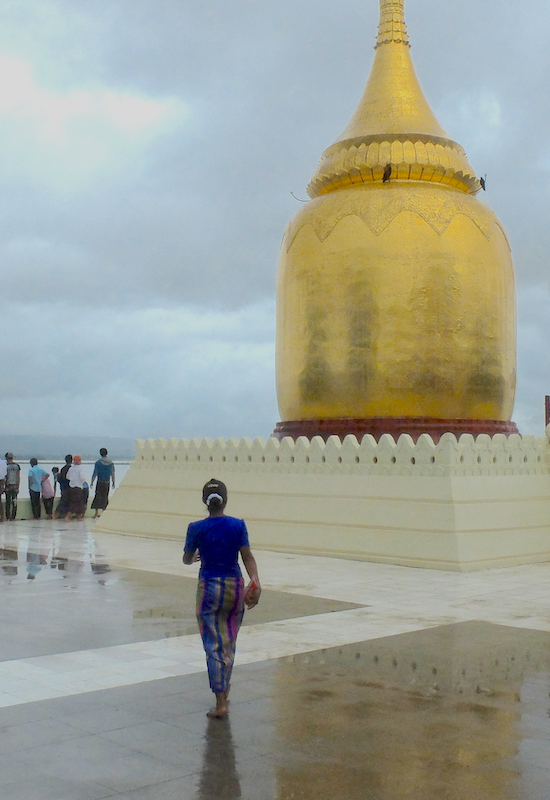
(0, 434, 136, 461)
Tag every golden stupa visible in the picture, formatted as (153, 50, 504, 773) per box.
(274, 0, 517, 442)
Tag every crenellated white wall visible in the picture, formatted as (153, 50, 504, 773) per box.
(132, 432, 550, 478)
(94, 430, 550, 572)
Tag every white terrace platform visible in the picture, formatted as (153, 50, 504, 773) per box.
(94, 430, 550, 572)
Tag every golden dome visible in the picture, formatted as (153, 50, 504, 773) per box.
(308, 0, 479, 198)
(274, 0, 516, 440)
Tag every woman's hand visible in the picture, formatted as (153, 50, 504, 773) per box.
(244, 575, 261, 609)
(245, 584, 261, 609)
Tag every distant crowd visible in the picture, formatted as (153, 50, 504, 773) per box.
(0, 448, 116, 523)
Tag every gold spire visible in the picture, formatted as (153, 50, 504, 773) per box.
(308, 0, 479, 197)
(375, 0, 409, 48)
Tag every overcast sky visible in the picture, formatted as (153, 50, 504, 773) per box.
(0, 0, 546, 441)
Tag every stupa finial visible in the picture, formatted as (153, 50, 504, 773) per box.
(376, 0, 409, 48)
(307, 0, 480, 197)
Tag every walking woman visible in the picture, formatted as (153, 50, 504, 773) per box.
(183, 479, 261, 718)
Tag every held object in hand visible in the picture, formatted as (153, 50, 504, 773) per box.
(244, 576, 261, 609)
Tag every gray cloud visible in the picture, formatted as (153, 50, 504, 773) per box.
(0, 299, 277, 439)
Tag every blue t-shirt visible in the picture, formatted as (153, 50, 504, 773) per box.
(92, 459, 115, 482)
(184, 515, 250, 580)
(28, 466, 47, 492)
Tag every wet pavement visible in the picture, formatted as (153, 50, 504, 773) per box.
(0, 524, 359, 661)
(1, 521, 550, 798)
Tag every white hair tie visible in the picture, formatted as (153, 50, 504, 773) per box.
(206, 493, 223, 505)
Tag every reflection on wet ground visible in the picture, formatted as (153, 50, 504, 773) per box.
(2, 621, 549, 799)
(200, 622, 550, 800)
(198, 718, 243, 799)
(172, 624, 550, 800)
(2, 521, 550, 799)
(271, 622, 550, 800)
(0, 525, 361, 661)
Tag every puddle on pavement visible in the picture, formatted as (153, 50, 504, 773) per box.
(267, 621, 550, 800)
(0, 536, 361, 661)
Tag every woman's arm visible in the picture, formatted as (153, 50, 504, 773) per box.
(240, 546, 259, 581)
(182, 550, 199, 565)
(183, 524, 199, 565)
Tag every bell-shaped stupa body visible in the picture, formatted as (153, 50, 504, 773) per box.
(274, 0, 517, 442)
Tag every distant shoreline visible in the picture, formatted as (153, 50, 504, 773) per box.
(9, 458, 132, 465)
(0, 434, 136, 462)
(3, 456, 134, 462)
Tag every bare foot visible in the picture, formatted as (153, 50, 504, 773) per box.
(206, 706, 228, 718)
(207, 692, 228, 718)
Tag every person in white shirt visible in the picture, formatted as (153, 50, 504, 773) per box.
(65, 455, 88, 521)
(0, 457, 6, 522)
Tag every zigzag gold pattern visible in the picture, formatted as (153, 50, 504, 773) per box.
(285, 187, 510, 249)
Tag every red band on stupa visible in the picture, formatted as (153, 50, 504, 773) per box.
(272, 418, 519, 444)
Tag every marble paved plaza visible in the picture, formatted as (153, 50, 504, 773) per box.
(1, 520, 550, 798)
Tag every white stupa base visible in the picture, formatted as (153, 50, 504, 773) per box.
(94, 431, 550, 572)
